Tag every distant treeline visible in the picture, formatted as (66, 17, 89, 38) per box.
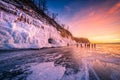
(31, 0, 47, 12)
(73, 37, 90, 43)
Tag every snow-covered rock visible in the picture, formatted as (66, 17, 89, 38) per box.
(0, 0, 76, 49)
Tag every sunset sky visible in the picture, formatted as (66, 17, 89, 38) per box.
(47, 0, 120, 43)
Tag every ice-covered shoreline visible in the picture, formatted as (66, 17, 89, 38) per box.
(0, 0, 76, 49)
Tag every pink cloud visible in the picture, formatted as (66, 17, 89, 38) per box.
(108, 2, 120, 14)
(68, 2, 120, 39)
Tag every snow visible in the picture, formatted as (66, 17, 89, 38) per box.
(27, 62, 65, 80)
(0, 1, 76, 49)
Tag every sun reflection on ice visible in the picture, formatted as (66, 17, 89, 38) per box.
(70, 46, 120, 80)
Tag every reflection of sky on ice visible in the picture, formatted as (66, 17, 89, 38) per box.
(26, 45, 120, 80)
(71, 46, 120, 80)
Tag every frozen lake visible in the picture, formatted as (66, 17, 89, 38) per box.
(0, 45, 120, 80)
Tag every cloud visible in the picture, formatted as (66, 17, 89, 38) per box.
(64, 6, 71, 12)
(68, 1, 120, 39)
(108, 2, 120, 14)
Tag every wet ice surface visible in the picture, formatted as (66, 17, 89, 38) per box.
(0, 46, 120, 80)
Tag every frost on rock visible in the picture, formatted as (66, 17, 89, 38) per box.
(0, 0, 76, 49)
(27, 62, 65, 80)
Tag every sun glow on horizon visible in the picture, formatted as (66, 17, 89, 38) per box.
(88, 34, 120, 43)
(72, 33, 120, 43)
